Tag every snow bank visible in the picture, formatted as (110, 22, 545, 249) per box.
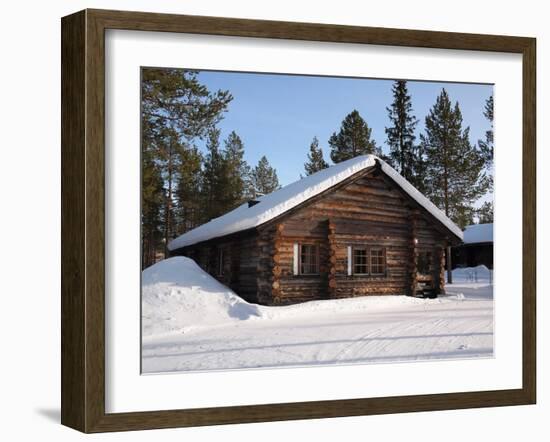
(463, 223, 493, 244)
(168, 155, 463, 250)
(142, 257, 465, 338)
(257, 295, 451, 321)
(142, 257, 261, 336)
(448, 265, 492, 283)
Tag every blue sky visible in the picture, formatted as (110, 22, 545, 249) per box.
(195, 70, 493, 187)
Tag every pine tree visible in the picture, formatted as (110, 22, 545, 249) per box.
(329, 110, 380, 163)
(453, 205, 476, 230)
(478, 95, 494, 166)
(240, 162, 255, 201)
(141, 68, 232, 141)
(478, 95, 494, 191)
(420, 88, 489, 227)
(411, 142, 429, 195)
(141, 146, 165, 269)
(141, 68, 232, 258)
(223, 131, 251, 207)
(251, 156, 280, 196)
(158, 127, 183, 257)
(385, 80, 420, 183)
(477, 201, 494, 224)
(174, 146, 203, 233)
(304, 136, 329, 175)
(201, 128, 227, 221)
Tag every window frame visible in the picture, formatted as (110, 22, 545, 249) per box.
(298, 243, 320, 276)
(350, 245, 387, 277)
(352, 246, 369, 275)
(369, 247, 386, 276)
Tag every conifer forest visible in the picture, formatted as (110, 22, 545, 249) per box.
(141, 69, 493, 268)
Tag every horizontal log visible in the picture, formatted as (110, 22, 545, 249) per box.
(342, 183, 403, 198)
(309, 204, 410, 222)
(315, 199, 411, 215)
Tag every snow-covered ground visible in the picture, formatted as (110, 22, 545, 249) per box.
(142, 258, 494, 374)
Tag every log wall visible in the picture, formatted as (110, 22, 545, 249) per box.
(176, 232, 261, 304)
(270, 172, 448, 303)
(273, 219, 330, 304)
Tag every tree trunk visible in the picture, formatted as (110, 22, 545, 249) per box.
(443, 141, 451, 284)
(164, 144, 173, 258)
(399, 130, 404, 174)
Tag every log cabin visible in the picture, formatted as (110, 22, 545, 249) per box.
(168, 155, 463, 305)
(452, 223, 493, 270)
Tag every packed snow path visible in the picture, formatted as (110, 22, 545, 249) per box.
(142, 258, 493, 373)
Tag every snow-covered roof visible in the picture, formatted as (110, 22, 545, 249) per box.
(463, 223, 493, 244)
(168, 155, 463, 250)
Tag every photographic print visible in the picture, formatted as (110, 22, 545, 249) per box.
(140, 68, 494, 374)
(60, 10, 535, 431)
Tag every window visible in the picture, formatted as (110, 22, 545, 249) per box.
(353, 248, 368, 274)
(370, 248, 385, 275)
(300, 244, 319, 275)
(350, 246, 386, 276)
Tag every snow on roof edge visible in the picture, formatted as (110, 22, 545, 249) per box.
(168, 155, 463, 250)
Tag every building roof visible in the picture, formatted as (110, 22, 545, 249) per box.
(463, 223, 493, 244)
(168, 155, 464, 250)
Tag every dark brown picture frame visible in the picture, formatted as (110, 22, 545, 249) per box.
(61, 8, 536, 433)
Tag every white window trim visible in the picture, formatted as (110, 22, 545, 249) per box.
(293, 243, 299, 275)
(348, 245, 387, 276)
(347, 246, 352, 276)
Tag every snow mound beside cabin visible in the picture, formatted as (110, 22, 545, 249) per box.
(142, 257, 261, 336)
(142, 258, 465, 338)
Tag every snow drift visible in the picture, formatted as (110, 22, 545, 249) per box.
(142, 257, 465, 337)
(142, 257, 261, 336)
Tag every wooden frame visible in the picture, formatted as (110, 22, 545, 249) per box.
(350, 246, 385, 276)
(350, 246, 388, 277)
(61, 8, 536, 433)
